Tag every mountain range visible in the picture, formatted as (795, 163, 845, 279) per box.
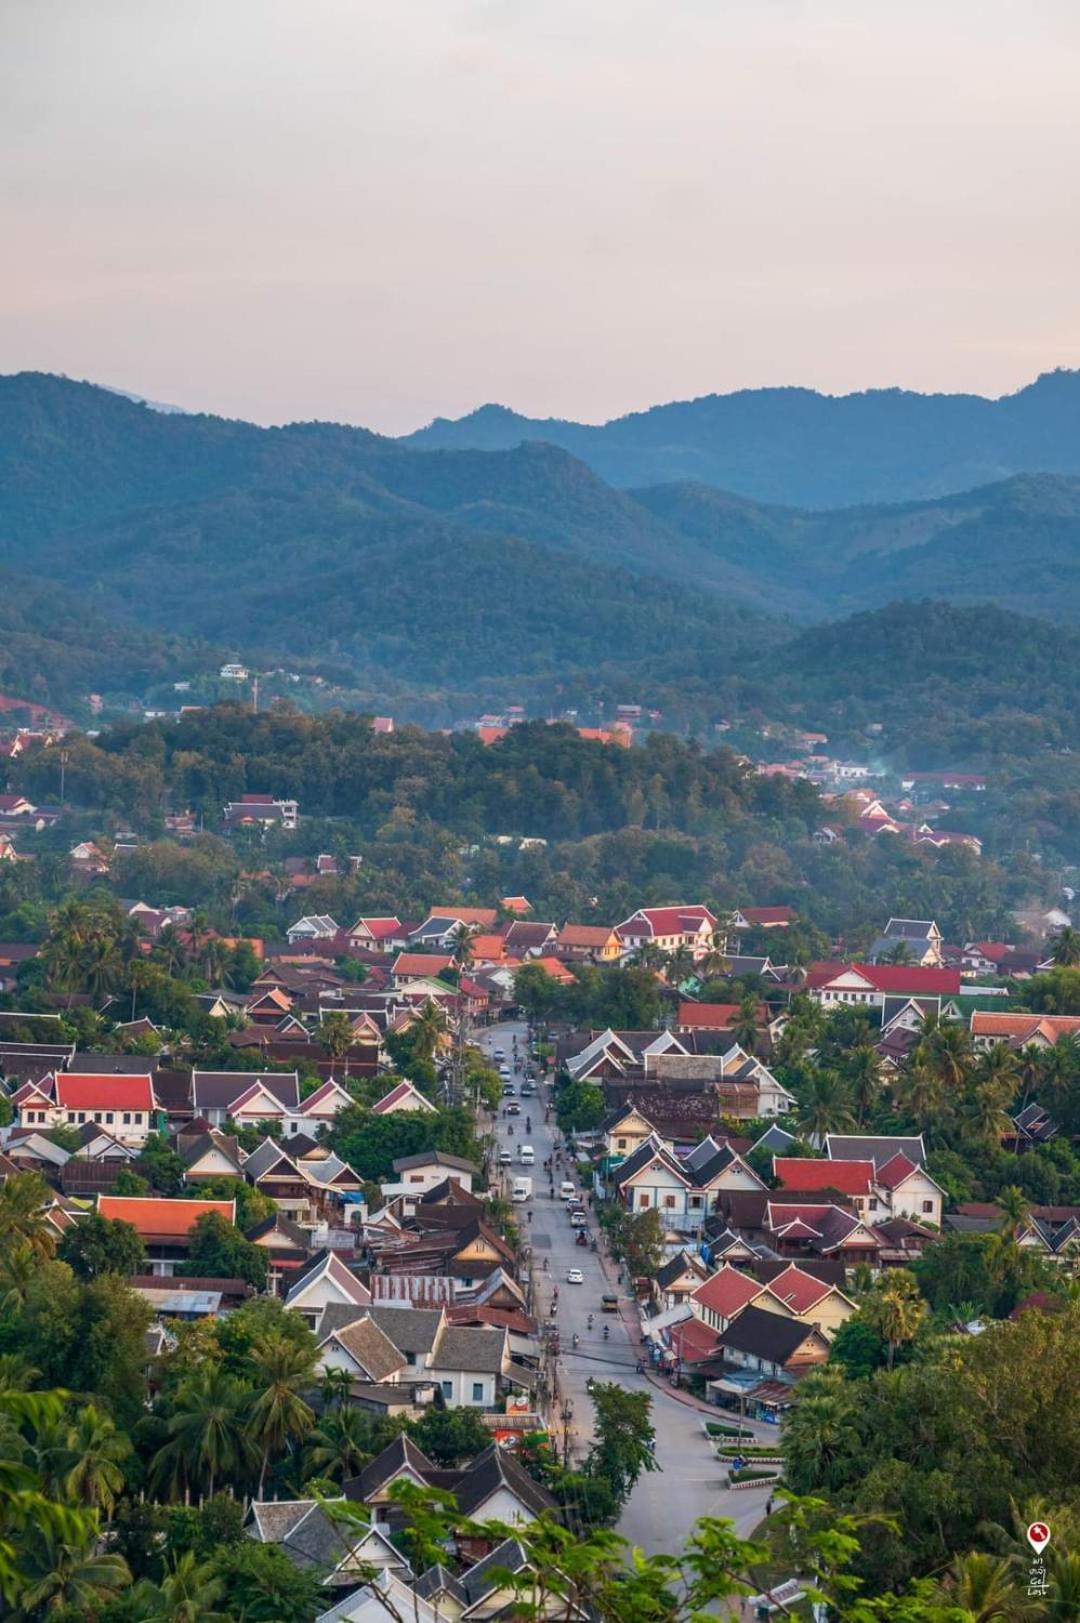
(404, 369, 1080, 508)
(3, 370, 1080, 722)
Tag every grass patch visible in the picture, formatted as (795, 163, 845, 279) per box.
(715, 1445, 785, 1460)
(704, 1422, 755, 1439)
(730, 1467, 782, 1484)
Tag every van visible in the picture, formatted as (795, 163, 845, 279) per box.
(559, 1180, 575, 1200)
(518, 1144, 534, 1165)
(511, 1177, 532, 1202)
(498, 1149, 512, 1166)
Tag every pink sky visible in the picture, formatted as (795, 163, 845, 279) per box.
(3, 0, 1079, 432)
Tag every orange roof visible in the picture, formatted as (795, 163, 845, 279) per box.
(431, 907, 498, 927)
(774, 1158, 874, 1196)
(478, 726, 509, 745)
(500, 896, 532, 914)
(971, 1012, 1080, 1040)
(98, 1196, 234, 1236)
(575, 726, 632, 747)
(393, 953, 454, 978)
(678, 1002, 739, 1028)
(531, 956, 576, 984)
(468, 934, 507, 961)
(559, 923, 616, 947)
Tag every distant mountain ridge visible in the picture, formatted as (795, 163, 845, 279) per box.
(403, 369, 1080, 508)
(4, 371, 1080, 720)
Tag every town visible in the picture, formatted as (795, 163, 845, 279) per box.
(0, 734, 1077, 1618)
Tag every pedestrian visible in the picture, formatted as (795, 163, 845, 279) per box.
(766, 1496, 774, 1516)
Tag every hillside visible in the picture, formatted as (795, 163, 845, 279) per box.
(5, 373, 1080, 724)
(404, 369, 1080, 508)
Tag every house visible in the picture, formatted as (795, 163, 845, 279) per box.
(223, 794, 299, 830)
(645, 1047, 794, 1119)
(383, 1151, 479, 1202)
(503, 921, 557, 957)
(246, 1211, 312, 1289)
(677, 1002, 767, 1033)
(753, 1262, 857, 1337)
(732, 906, 795, 931)
(191, 1069, 301, 1127)
(614, 905, 719, 960)
(652, 1250, 710, 1311)
(970, 1011, 1080, 1051)
(773, 1157, 876, 1217)
(176, 1128, 245, 1182)
(764, 1200, 884, 1263)
(804, 962, 960, 1013)
(453, 1444, 557, 1528)
(346, 917, 405, 953)
(246, 1498, 407, 1589)
(601, 1104, 659, 1165)
(707, 1304, 830, 1381)
(287, 915, 341, 944)
(23, 1070, 163, 1147)
(96, 1195, 236, 1277)
(372, 1079, 438, 1115)
(284, 1250, 372, 1331)
(611, 1134, 763, 1234)
(344, 1435, 440, 1528)
(554, 923, 621, 962)
(392, 952, 455, 984)
(688, 1265, 768, 1332)
(316, 1315, 409, 1386)
(874, 918, 944, 967)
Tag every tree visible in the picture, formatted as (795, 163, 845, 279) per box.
(181, 1211, 268, 1290)
(1050, 926, 1080, 967)
(215, 1541, 324, 1623)
(411, 998, 447, 1065)
(317, 1011, 357, 1071)
(58, 1402, 132, 1516)
(58, 1212, 146, 1280)
(782, 1370, 861, 1492)
(607, 1206, 665, 1281)
(995, 1184, 1032, 1243)
(410, 1404, 490, 1466)
(0, 1171, 56, 1260)
(245, 1334, 317, 1498)
(152, 1367, 254, 1500)
(731, 992, 761, 1053)
(131, 1551, 229, 1623)
(932, 1551, 1039, 1621)
(584, 1382, 658, 1510)
(846, 1043, 883, 1126)
(139, 1132, 187, 1196)
(304, 1406, 373, 1484)
(556, 1078, 605, 1133)
(15, 1531, 131, 1617)
(794, 1069, 857, 1141)
(865, 1270, 928, 1369)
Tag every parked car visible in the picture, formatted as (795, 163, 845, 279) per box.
(566, 1268, 584, 1284)
(559, 1180, 575, 1199)
(570, 1211, 587, 1228)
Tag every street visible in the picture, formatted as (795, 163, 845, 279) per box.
(477, 1020, 772, 1556)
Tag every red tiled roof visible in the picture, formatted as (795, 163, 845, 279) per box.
(740, 906, 795, 926)
(669, 1316, 723, 1364)
(762, 1263, 834, 1313)
(56, 1074, 155, 1111)
(875, 1151, 919, 1188)
(774, 1158, 874, 1196)
(806, 962, 960, 995)
(618, 906, 717, 939)
(392, 953, 454, 978)
(98, 1196, 234, 1236)
(690, 1266, 764, 1318)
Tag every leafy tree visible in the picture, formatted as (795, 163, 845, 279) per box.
(151, 1367, 254, 1500)
(138, 1132, 187, 1196)
(58, 1213, 146, 1280)
(863, 1270, 928, 1370)
(245, 1334, 317, 1497)
(410, 1404, 491, 1466)
(215, 1540, 323, 1623)
(304, 1406, 374, 1484)
(556, 1078, 605, 1133)
(584, 1382, 658, 1511)
(0, 1171, 56, 1259)
(180, 1211, 268, 1290)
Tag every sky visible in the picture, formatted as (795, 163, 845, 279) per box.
(3, 0, 1079, 433)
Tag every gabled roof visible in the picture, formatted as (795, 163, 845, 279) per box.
(611, 1136, 689, 1191)
(616, 905, 717, 938)
(55, 1073, 156, 1111)
(192, 1070, 301, 1111)
(454, 1444, 557, 1520)
(243, 1137, 301, 1182)
(825, 1133, 926, 1169)
(773, 1158, 874, 1196)
(460, 1536, 531, 1607)
(345, 1434, 437, 1503)
(300, 1078, 356, 1114)
(717, 1303, 827, 1363)
(319, 1315, 407, 1383)
(285, 1249, 371, 1308)
(690, 1265, 764, 1319)
(97, 1195, 234, 1236)
(372, 1079, 437, 1115)
(762, 1262, 842, 1314)
(655, 1250, 708, 1291)
(391, 1150, 479, 1175)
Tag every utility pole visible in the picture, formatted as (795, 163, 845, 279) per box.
(58, 746, 69, 809)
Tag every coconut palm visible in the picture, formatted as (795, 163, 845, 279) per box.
(126, 955, 157, 1022)
(246, 1334, 317, 1498)
(891, 1060, 947, 1135)
(1050, 925, 1080, 967)
(0, 1172, 55, 1261)
(318, 1011, 357, 1072)
(665, 946, 696, 988)
(59, 1403, 131, 1516)
(632, 942, 666, 972)
(449, 922, 475, 972)
(0, 1244, 38, 1314)
(132, 1551, 229, 1623)
(15, 1528, 131, 1617)
(994, 1185, 1032, 1244)
(846, 1043, 882, 1126)
(305, 1405, 373, 1483)
(933, 1551, 1039, 1621)
(151, 1367, 254, 1500)
(923, 1020, 973, 1091)
(730, 993, 760, 1054)
(204, 938, 235, 989)
(320, 1367, 354, 1413)
(793, 1070, 857, 1143)
(412, 998, 447, 1065)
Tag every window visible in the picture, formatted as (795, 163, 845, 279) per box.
(471, 1381, 484, 1403)
(637, 1193, 651, 1208)
(67, 1112, 75, 1123)
(106, 1113, 113, 1124)
(123, 1113, 131, 1125)
(922, 1200, 934, 1213)
(617, 1138, 627, 1150)
(134, 1114, 143, 1125)
(77, 1112, 86, 1123)
(663, 1194, 677, 1209)
(688, 1195, 702, 1209)
(94, 1113, 102, 1123)
(441, 1381, 453, 1398)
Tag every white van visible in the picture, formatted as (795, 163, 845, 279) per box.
(511, 1177, 532, 1202)
(518, 1144, 534, 1165)
(559, 1180, 575, 1200)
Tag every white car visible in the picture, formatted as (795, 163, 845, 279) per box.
(566, 1267, 584, 1284)
(569, 1211, 587, 1228)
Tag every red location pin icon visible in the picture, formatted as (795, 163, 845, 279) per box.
(1027, 1523, 1051, 1554)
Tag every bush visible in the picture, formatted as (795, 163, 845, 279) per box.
(704, 1422, 754, 1439)
(729, 1466, 782, 1484)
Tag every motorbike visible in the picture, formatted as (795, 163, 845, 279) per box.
(507, 1124, 514, 1136)
(542, 1257, 549, 1271)
(603, 1324, 609, 1341)
(635, 1359, 645, 1374)
(549, 1302, 558, 1318)
(590, 1237, 597, 1252)
(572, 1333, 579, 1349)
(587, 1313, 594, 1330)
(549, 1185, 555, 1199)
(525, 1117, 532, 1132)
(575, 1230, 587, 1247)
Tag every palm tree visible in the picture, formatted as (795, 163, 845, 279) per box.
(318, 1011, 357, 1074)
(933, 1552, 1038, 1621)
(866, 1272, 927, 1369)
(892, 1060, 946, 1133)
(995, 1185, 1032, 1244)
(412, 999, 447, 1066)
(60, 1403, 131, 1516)
(632, 942, 666, 972)
(730, 993, 760, 1054)
(1050, 925, 1080, 967)
(152, 1368, 253, 1500)
(665, 946, 695, 988)
(885, 939, 914, 965)
(794, 1070, 857, 1143)
(449, 922, 475, 973)
(16, 1528, 131, 1617)
(204, 938, 234, 989)
(846, 1043, 882, 1126)
(0, 1173, 56, 1260)
(0, 1243, 38, 1313)
(133, 1552, 229, 1623)
(925, 1020, 973, 1091)
(126, 955, 157, 1022)
(305, 1405, 373, 1484)
(320, 1367, 353, 1414)
(245, 1335, 317, 1498)
(780, 1373, 858, 1493)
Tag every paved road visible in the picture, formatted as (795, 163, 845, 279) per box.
(477, 1021, 771, 1556)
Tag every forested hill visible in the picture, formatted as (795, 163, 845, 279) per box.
(404, 369, 1080, 507)
(5, 372, 1080, 719)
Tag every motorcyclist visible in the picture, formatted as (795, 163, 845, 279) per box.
(587, 1312, 594, 1330)
(603, 1324, 610, 1341)
(572, 1332, 579, 1349)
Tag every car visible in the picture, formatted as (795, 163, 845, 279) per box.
(502, 1082, 516, 1096)
(498, 1150, 512, 1166)
(520, 1082, 534, 1096)
(566, 1268, 584, 1284)
(506, 1101, 521, 1115)
(493, 1047, 506, 1060)
(559, 1181, 575, 1200)
(570, 1211, 587, 1228)
(498, 1064, 511, 1078)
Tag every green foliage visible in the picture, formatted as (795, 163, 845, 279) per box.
(555, 1078, 605, 1133)
(58, 1213, 146, 1281)
(410, 1404, 491, 1466)
(179, 1211, 268, 1290)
